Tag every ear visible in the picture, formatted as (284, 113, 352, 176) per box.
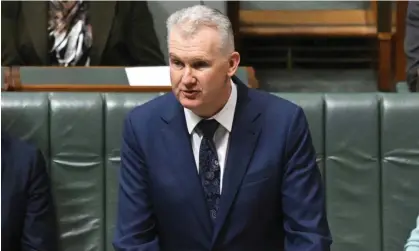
(226, 52, 241, 77)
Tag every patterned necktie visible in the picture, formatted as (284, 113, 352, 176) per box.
(197, 119, 221, 223)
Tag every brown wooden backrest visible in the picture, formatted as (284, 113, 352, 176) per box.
(226, 1, 400, 38)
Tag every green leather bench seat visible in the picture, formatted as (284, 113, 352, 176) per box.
(2, 92, 419, 251)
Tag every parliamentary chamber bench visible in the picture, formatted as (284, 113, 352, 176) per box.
(1, 0, 417, 248)
(1, 65, 418, 251)
(2, 89, 419, 251)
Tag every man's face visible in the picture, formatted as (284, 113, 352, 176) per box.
(168, 26, 240, 117)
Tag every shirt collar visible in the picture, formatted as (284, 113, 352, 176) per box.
(184, 80, 237, 134)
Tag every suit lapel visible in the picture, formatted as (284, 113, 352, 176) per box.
(212, 78, 262, 244)
(160, 96, 213, 237)
(22, 2, 48, 64)
(89, 2, 115, 65)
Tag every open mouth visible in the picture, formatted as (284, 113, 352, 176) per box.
(182, 90, 200, 98)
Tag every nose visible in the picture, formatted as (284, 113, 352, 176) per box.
(180, 67, 196, 86)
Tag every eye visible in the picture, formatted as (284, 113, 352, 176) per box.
(192, 61, 209, 69)
(170, 59, 184, 68)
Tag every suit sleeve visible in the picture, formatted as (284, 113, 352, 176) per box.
(281, 107, 332, 251)
(113, 112, 160, 251)
(405, 1, 419, 92)
(1, 1, 24, 66)
(21, 150, 58, 251)
(127, 1, 166, 66)
(406, 215, 419, 251)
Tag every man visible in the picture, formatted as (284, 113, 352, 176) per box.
(405, 0, 419, 92)
(114, 5, 332, 251)
(406, 215, 419, 251)
(1, 132, 57, 251)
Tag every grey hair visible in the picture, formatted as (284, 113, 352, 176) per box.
(166, 5, 235, 54)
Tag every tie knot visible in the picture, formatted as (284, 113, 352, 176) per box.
(197, 119, 219, 139)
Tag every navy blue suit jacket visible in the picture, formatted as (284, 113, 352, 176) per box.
(1, 133, 57, 251)
(113, 77, 332, 251)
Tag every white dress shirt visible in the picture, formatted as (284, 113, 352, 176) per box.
(406, 215, 419, 251)
(184, 81, 238, 193)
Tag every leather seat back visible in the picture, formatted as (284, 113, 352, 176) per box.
(381, 94, 419, 251)
(104, 93, 162, 251)
(2, 92, 419, 251)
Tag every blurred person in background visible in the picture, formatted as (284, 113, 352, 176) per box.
(405, 0, 419, 92)
(2, 1, 165, 67)
(1, 132, 57, 251)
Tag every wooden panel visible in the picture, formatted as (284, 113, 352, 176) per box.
(376, 1, 393, 32)
(240, 10, 376, 26)
(378, 32, 395, 91)
(241, 26, 378, 37)
(370, 0, 378, 22)
(239, 9, 396, 37)
(394, 1, 408, 82)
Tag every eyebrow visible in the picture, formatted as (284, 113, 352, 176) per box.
(169, 54, 210, 62)
(169, 53, 179, 59)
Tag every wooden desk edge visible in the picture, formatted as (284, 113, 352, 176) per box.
(17, 85, 171, 92)
(7, 66, 260, 92)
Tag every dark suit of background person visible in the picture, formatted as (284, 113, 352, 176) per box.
(1, 132, 57, 251)
(405, 0, 419, 92)
(1, 1, 165, 67)
(113, 75, 332, 251)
